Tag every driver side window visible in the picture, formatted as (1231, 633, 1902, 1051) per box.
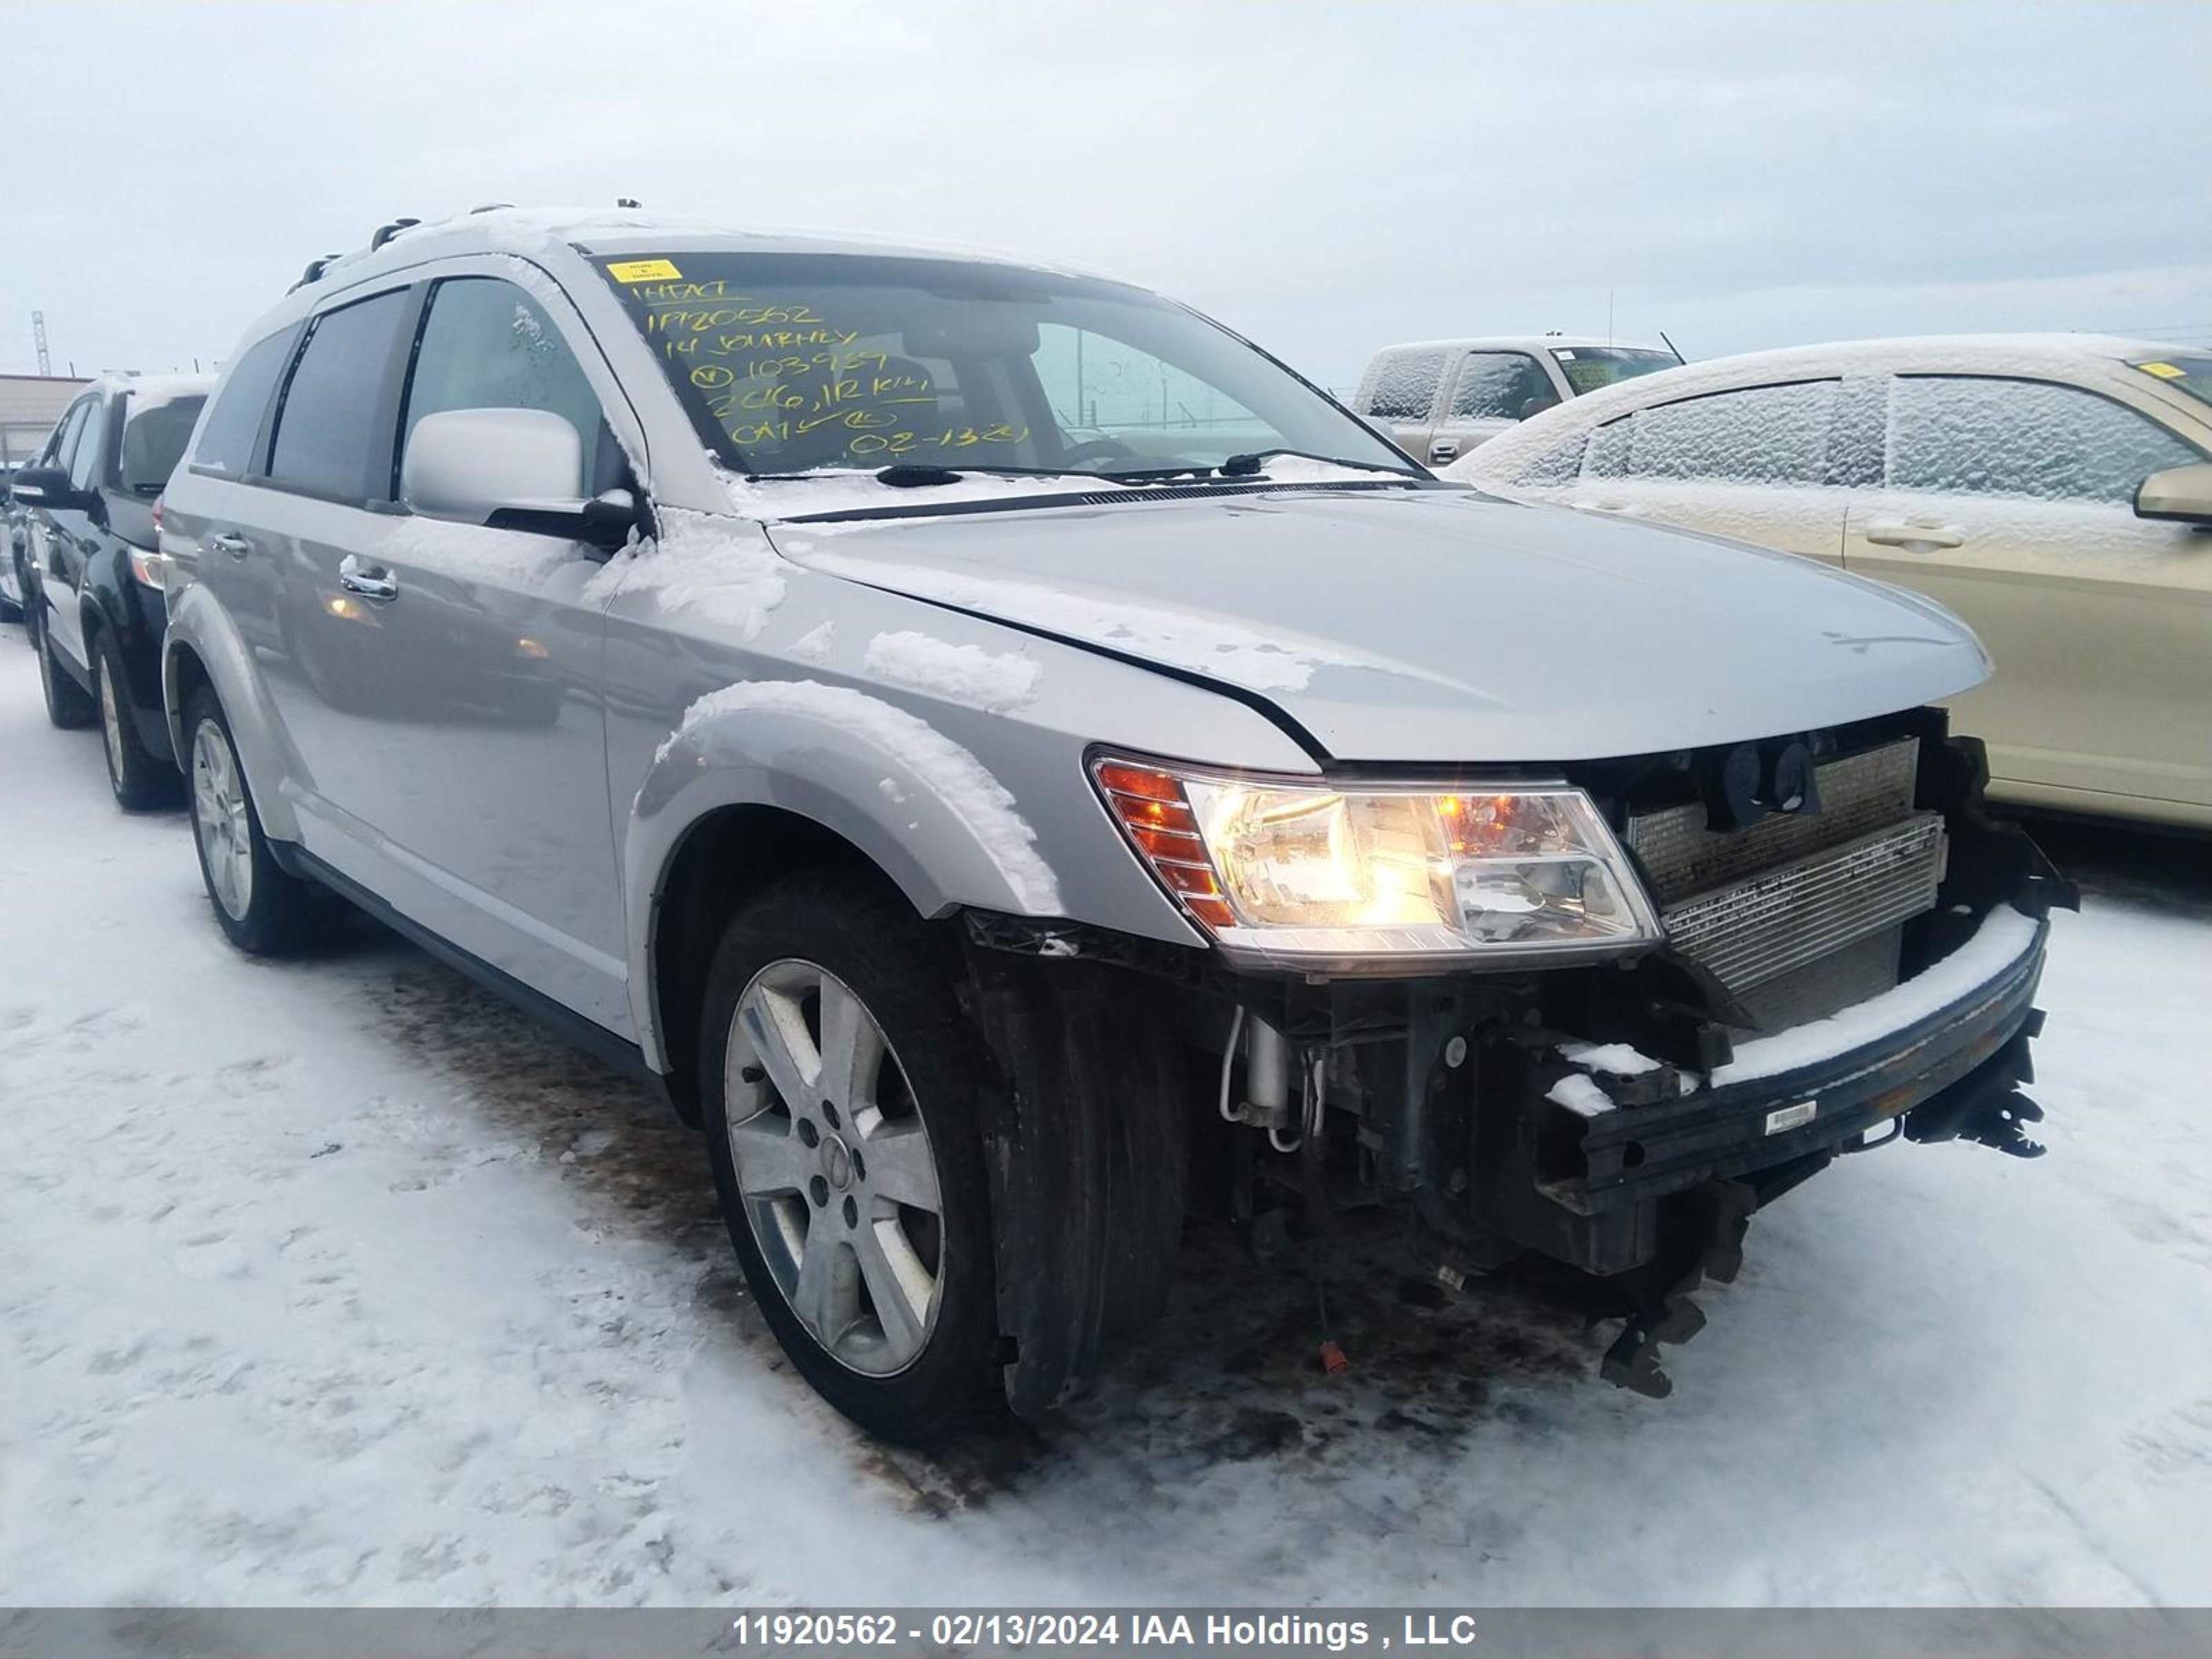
(402, 278, 616, 494)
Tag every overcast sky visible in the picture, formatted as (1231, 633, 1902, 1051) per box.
(3, 0, 2206, 389)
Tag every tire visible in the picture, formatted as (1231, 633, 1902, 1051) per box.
(700, 870, 1003, 1443)
(33, 605, 95, 729)
(184, 686, 324, 956)
(95, 634, 182, 810)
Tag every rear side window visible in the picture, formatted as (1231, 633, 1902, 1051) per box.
(1449, 352, 1553, 421)
(1886, 375, 2200, 504)
(1587, 380, 1840, 486)
(268, 290, 413, 499)
(119, 391, 208, 495)
(402, 278, 609, 494)
(1361, 350, 1449, 422)
(194, 330, 297, 478)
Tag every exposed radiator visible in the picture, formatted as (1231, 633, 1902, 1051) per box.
(1625, 738, 1945, 1019)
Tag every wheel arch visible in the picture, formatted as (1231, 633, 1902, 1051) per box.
(161, 586, 301, 840)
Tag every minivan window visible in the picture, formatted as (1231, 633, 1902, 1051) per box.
(119, 389, 209, 495)
(194, 330, 297, 478)
(268, 290, 413, 500)
(597, 252, 1417, 480)
(403, 278, 609, 494)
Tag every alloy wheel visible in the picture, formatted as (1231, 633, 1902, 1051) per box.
(191, 720, 254, 921)
(724, 959, 944, 1376)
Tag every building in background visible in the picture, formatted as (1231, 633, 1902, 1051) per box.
(1, 373, 92, 466)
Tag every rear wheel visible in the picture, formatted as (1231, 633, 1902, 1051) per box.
(185, 688, 324, 955)
(700, 872, 1002, 1443)
(96, 636, 182, 810)
(33, 606, 95, 729)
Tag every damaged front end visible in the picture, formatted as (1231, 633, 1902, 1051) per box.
(966, 710, 2074, 1412)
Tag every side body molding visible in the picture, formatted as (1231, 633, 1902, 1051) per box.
(163, 583, 303, 843)
(623, 688, 1069, 1075)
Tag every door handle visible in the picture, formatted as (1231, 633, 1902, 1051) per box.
(1862, 519, 1965, 550)
(1430, 439, 1460, 463)
(207, 532, 253, 561)
(337, 554, 397, 601)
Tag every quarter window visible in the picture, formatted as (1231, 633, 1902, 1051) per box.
(402, 279, 610, 494)
(268, 290, 413, 500)
(194, 329, 297, 478)
(1448, 352, 1553, 422)
(1587, 380, 1841, 486)
(1361, 350, 1450, 422)
(1886, 376, 2200, 504)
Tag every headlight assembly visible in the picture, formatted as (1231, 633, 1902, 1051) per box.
(1091, 756, 1661, 968)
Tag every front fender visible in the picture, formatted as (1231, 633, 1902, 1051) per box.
(163, 582, 301, 843)
(624, 684, 1068, 1074)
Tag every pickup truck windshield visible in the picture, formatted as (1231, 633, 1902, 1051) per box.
(1549, 346, 1679, 396)
(596, 252, 1417, 480)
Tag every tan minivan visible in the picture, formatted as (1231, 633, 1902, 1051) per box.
(1452, 336, 2212, 831)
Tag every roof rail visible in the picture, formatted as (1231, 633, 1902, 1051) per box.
(470, 202, 515, 214)
(369, 216, 422, 251)
(287, 251, 346, 294)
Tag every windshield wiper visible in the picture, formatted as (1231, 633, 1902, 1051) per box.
(1219, 448, 1421, 479)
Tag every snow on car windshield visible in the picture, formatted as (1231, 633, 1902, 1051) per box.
(594, 252, 1416, 481)
(1549, 346, 1678, 396)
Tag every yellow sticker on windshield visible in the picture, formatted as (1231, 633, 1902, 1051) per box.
(2136, 360, 2186, 379)
(607, 259, 682, 283)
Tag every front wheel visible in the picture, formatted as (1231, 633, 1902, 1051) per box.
(700, 872, 1002, 1443)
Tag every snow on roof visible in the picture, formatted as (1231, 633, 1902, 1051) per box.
(112, 372, 215, 412)
(1462, 331, 2197, 478)
(1371, 335, 1670, 356)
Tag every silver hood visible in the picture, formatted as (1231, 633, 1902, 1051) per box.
(772, 485, 1989, 764)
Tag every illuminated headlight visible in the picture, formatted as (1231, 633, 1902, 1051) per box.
(1091, 756, 1661, 966)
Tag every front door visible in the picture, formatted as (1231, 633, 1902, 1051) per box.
(1841, 373, 2212, 821)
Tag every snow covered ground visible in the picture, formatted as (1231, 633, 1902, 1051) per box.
(2, 638, 2208, 1610)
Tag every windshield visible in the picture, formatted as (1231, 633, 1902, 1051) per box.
(118, 391, 207, 494)
(2134, 353, 2212, 411)
(1549, 346, 1679, 397)
(597, 252, 1416, 480)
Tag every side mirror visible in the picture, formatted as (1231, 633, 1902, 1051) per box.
(2134, 460, 2212, 527)
(402, 408, 636, 551)
(8, 465, 88, 512)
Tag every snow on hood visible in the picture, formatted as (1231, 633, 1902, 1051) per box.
(772, 485, 1989, 764)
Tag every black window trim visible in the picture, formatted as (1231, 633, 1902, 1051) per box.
(251, 283, 427, 512)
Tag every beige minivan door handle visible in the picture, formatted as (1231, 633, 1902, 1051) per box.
(1862, 519, 1965, 550)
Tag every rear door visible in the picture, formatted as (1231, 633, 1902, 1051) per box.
(1427, 349, 1556, 467)
(1841, 373, 2212, 821)
(1563, 377, 1864, 565)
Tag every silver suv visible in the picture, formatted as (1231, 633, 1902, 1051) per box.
(158, 209, 2074, 1440)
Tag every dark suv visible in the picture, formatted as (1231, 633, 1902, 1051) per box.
(12, 374, 211, 805)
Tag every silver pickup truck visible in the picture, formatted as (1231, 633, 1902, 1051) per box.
(156, 209, 2072, 1441)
